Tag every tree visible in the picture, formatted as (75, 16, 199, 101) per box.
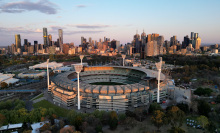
(40, 123, 51, 132)
(197, 100, 211, 117)
(197, 115, 209, 129)
(149, 102, 162, 114)
(0, 82, 8, 89)
(151, 110, 165, 131)
(177, 103, 189, 114)
(108, 111, 118, 130)
(168, 127, 185, 133)
(0, 113, 6, 127)
(190, 100, 198, 114)
(167, 106, 185, 128)
(216, 94, 220, 103)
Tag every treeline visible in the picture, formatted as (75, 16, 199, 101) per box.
(0, 99, 56, 126)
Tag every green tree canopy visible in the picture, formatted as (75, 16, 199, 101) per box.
(197, 115, 209, 129)
(151, 110, 166, 131)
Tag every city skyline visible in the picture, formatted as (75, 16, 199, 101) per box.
(0, 0, 220, 46)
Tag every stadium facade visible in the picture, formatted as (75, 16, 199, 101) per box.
(49, 66, 167, 111)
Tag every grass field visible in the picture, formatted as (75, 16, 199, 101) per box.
(33, 100, 70, 117)
(90, 82, 125, 85)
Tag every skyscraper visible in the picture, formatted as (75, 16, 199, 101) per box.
(43, 28, 48, 46)
(15, 34, 21, 51)
(34, 41, 38, 53)
(141, 30, 146, 59)
(195, 37, 201, 50)
(48, 34, 52, 46)
(157, 36, 164, 55)
(145, 41, 154, 57)
(191, 32, 194, 40)
(24, 39, 28, 52)
(58, 29, 63, 51)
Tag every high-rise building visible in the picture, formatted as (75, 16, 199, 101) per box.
(111, 40, 117, 49)
(145, 41, 154, 56)
(15, 34, 21, 51)
(141, 30, 146, 59)
(182, 35, 190, 48)
(43, 28, 48, 46)
(157, 36, 164, 55)
(63, 44, 69, 55)
(28, 45, 34, 54)
(170, 36, 177, 46)
(58, 29, 63, 51)
(151, 33, 159, 41)
(194, 33, 198, 40)
(24, 39, 28, 52)
(34, 41, 38, 53)
(195, 37, 201, 50)
(48, 34, 52, 46)
(191, 32, 194, 40)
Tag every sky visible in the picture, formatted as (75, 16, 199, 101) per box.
(0, 0, 220, 46)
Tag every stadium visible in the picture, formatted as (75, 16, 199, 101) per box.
(49, 66, 167, 112)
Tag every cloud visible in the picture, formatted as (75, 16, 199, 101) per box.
(67, 24, 111, 29)
(65, 30, 104, 35)
(76, 5, 86, 8)
(50, 26, 65, 31)
(0, 26, 42, 34)
(35, 28, 42, 33)
(0, 0, 58, 14)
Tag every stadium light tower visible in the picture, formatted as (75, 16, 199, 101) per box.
(155, 57, 163, 103)
(74, 64, 83, 110)
(122, 54, 126, 66)
(47, 59, 50, 92)
(80, 55, 84, 65)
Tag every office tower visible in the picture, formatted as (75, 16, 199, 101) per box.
(15, 34, 21, 51)
(170, 36, 177, 46)
(81, 37, 84, 45)
(133, 31, 140, 53)
(147, 34, 152, 42)
(43, 28, 48, 46)
(153, 41, 158, 56)
(89, 37, 92, 44)
(63, 44, 69, 54)
(145, 41, 154, 56)
(141, 30, 146, 59)
(111, 40, 116, 49)
(157, 36, 164, 55)
(194, 33, 198, 40)
(34, 41, 38, 53)
(48, 34, 52, 46)
(195, 37, 201, 50)
(11, 44, 16, 54)
(116, 41, 120, 50)
(104, 37, 106, 42)
(58, 29, 63, 51)
(182, 35, 190, 48)
(24, 39, 28, 52)
(151, 33, 159, 41)
(191, 32, 194, 40)
(28, 45, 34, 54)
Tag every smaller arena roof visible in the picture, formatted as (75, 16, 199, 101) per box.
(29, 62, 63, 70)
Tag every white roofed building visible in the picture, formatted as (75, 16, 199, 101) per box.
(29, 62, 63, 70)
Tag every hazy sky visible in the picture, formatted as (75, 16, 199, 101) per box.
(0, 0, 220, 46)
